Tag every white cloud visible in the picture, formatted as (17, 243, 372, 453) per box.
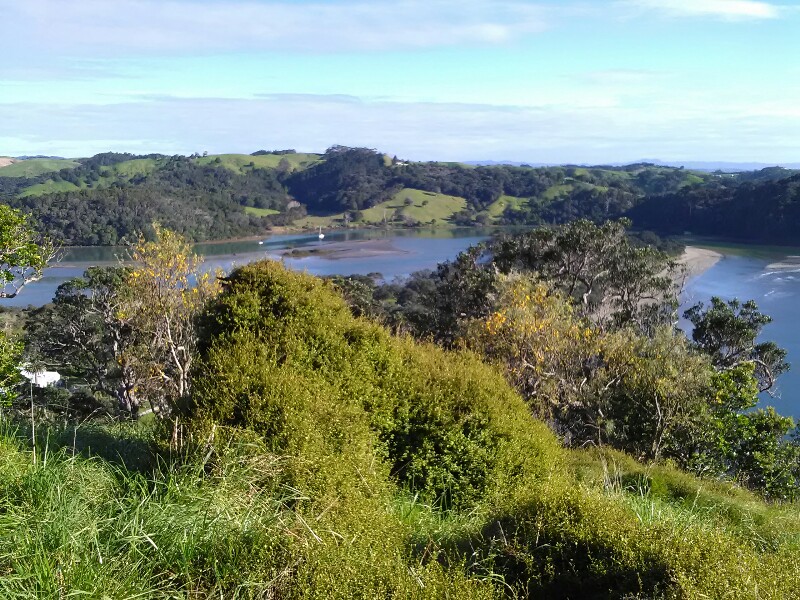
(0, 0, 548, 55)
(3, 93, 800, 163)
(623, 0, 780, 20)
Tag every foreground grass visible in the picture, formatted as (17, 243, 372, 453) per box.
(0, 422, 494, 599)
(1, 417, 799, 598)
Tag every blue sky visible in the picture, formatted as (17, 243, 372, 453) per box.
(1, 0, 799, 163)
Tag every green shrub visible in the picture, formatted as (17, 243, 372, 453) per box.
(190, 260, 562, 510)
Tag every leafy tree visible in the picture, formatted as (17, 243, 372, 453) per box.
(674, 364, 800, 500)
(683, 297, 789, 393)
(471, 274, 709, 460)
(0, 205, 52, 411)
(125, 225, 221, 420)
(0, 205, 53, 297)
(24, 267, 141, 418)
(0, 331, 22, 410)
(490, 219, 680, 330)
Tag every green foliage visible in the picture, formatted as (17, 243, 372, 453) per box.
(0, 331, 23, 407)
(473, 275, 711, 461)
(684, 296, 789, 392)
(0, 205, 52, 296)
(491, 219, 680, 330)
(4, 155, 290, 245)
(3, 260, 800, 597)
(191, 260, 560, 509)
(629, 172, 800, 244)
(24, 266, 138, 417)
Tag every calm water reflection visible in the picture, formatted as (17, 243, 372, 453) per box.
(1, 228, 494, 308)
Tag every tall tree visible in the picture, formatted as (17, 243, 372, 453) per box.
(125, 225, 221, 418)
(490, 219, 681, 330)
(683, 297, 789, 393)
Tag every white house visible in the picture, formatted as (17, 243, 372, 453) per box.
(20, 369, 61, 388)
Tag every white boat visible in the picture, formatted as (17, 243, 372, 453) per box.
(318, 226, 325, 240)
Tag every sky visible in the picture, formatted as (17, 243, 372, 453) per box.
(1, 0, 799, 163)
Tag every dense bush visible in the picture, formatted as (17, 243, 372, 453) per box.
(190, 260, 561, 509)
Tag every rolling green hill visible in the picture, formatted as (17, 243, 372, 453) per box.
(484, 194, 530, 219)
(19, 179, 83, 197)
(195, 152, 322, 173)
(100, 157, 163, 180)
(294, 187, 467, 229)
(6, 146, 797, 246)
(0, 158, 80, 178)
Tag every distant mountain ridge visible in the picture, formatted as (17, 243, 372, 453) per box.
(466, 159, 800, 172)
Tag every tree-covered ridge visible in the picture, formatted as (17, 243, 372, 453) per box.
(2, 155, 295, 245)
(628, 172, 800, 242)
(4, 146, 800, 245)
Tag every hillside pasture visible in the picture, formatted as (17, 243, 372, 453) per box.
(0, 158, 80, 178)
(484, 194, 530, 219)
(19, 179, 83, 197)
(195, 153, 322, 174)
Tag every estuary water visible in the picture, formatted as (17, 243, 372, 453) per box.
(681, 249, 800, 419)
(0, 228, 492, 308)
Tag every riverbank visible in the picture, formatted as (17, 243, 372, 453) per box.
(681, 246, 723, 279)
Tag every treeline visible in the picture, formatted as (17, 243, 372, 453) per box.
(3, 156, 293, 245)
(7, 146, 800, 245)
(282, 147, 688, 218)
(629, 173, 800, 242)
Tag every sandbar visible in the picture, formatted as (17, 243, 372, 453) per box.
(680, 246, 723, 279)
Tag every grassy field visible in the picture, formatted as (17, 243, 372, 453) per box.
(195, 153, 322, 174)
(18, 179, 83, 197)
(353, 188, 464, 225)
(541, 183, 575, 200)
(100, 158, 162, 180)
(484, 194, 530, 219)
(0, 158, 80, 178)
(244, 206, 280, 217)
(294, 188, 467, 229)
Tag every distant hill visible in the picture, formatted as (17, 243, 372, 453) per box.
(3, 145, 800, 245)
(0, 157, 80, 178)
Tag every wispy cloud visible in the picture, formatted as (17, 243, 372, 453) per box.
(3, 93, 800, 163)
(623, 0, 781, 20)
(0, 0, 548, 55)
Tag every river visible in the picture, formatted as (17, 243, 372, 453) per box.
(0, 228, 494, 308)
(681, 246, 800, 419)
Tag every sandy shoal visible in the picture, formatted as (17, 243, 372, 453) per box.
(680, 246, 723, 279)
